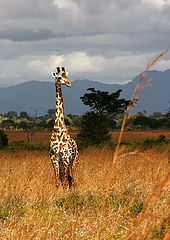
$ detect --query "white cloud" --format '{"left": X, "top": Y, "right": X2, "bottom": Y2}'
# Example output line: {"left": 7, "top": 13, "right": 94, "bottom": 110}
{"left": 153, "top": 59, "right": 170, "bottom": 70}
{"left": 53, "top": 0, "right": 77, "bottom": 10}
{"left": 0, "top": 51, "right": 169, "bottom": 86}
{"left": 28, "top": 55, "right": 65, "bottom": 75}
{"left": 141, "top": 0, "right": 169, "bottom": 8}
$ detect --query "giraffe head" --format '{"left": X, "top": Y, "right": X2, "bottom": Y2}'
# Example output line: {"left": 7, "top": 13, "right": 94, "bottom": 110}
{"left": 51, "top": 66, "right": 71, "bottom": 87}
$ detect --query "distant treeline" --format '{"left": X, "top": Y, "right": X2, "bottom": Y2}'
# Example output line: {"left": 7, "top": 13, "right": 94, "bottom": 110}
{"left": 0, "top": 109, "right": 169, "bottom": 131}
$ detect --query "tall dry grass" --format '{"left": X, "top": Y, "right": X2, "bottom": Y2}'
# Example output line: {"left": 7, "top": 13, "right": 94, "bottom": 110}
{"left": 96, "top": 49, "right": 169, "bottom": 239}
{"left": 0, "top": 148, "right": 169, "bottom": 239}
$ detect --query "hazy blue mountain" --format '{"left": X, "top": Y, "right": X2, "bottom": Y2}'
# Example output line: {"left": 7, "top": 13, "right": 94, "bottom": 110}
{"left": 0, "top": 70, "right": 169, "bottom": 115}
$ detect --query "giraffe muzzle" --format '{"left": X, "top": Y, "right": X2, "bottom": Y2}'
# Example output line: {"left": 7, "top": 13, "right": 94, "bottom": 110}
{"left": 68, "top": 82, "right": 72, "bottom": 87}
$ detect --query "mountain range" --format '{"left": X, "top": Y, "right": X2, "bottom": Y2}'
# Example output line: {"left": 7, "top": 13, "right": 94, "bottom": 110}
{"left": 0, "top": 69, "right": 169, "bottom": 115}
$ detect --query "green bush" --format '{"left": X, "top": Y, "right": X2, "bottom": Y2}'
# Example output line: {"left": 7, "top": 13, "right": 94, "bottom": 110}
{"left": 77, "top": 112, "right": 111, "bottom": 147}
{"left": 0, "top": 129, "right": 8, "bottom": 149}
{"left": 5, "top": 141, "right": 49, "bottom": 152}
{"left": 0, "top": 195, "right": 25, "bottom": 220}
{"left": 127, "top": 199, "right": 143, "bottom": 217}
{"left": 142, "top": 135, "right": 169, "bottom": 150}
{"left": 149, "top": 224, "right": 167, "bottom": 239}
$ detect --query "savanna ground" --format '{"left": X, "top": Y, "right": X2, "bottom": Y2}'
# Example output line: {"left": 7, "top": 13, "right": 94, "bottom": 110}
{"left": 0, "top": 130, "right": 169, "bottom": 239}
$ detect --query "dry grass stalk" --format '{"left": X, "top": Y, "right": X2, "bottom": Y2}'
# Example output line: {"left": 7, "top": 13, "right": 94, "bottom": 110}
{"left": 96, "top": 49, "right": 169, "bottom": 239}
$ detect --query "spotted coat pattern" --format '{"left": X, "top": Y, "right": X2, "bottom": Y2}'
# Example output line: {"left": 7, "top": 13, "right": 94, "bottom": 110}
{"left": 49, "top": 67, "right": 79, "bottom": 189}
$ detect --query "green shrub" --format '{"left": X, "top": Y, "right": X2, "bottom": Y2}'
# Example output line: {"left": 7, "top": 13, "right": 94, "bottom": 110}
{"left": 5, "top": 141, "right": 49, "bottom": 152}
{"left": 77, "top": 112, "right": 111, "bottom": 147}
{"left": 0, "top": 195, "right": 25, "bottom": 220}
{"left": 149, "top": 224, "right": 167, "bottom": 239}
{"left": 142, "top": 135, "right": 169, "bottom": 150}
{"left": 0, "top": 129, "right": 8, "bottom": 149}
{"left": 127, "top": 199, "right": 143, "bottom": 217}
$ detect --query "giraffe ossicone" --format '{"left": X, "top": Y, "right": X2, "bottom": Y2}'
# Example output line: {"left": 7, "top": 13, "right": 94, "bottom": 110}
{"left": 49, "top": 66, "right": 78, "bottom": 189}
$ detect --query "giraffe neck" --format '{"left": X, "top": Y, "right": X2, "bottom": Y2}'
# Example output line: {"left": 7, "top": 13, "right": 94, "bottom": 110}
{"left": 54, "top": 85, "right": 67, "bottom": 132}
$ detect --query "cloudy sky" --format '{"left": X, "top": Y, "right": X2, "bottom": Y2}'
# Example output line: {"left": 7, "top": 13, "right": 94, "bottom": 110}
{"left": 0, "top": 0, "right": 170, "bottom": 86}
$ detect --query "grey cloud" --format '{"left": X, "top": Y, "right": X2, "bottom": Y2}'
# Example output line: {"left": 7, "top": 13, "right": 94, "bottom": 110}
{"left": 1, "top": 0, "right": 169, "bottom": 42}
{"left": 0, "top": 0, "right": 169, "bottom": 86}
{"left": 0, "top": 0, "right": 57, "bottom": 19}
{"left": 0, "top": 28, "right": 56, "bottom": 42}
{"left": 51, "top": 0, "right": 170, "bottom": 40}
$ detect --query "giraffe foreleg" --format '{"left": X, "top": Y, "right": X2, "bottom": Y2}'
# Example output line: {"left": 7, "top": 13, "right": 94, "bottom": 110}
{"left": 50, "top": 151, "right": 61, "bottom": 188}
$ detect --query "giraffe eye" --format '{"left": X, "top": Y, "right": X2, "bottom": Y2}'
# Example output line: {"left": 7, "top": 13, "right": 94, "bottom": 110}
{"left": 58, "top": 77, "right": 62, "bottom": 80}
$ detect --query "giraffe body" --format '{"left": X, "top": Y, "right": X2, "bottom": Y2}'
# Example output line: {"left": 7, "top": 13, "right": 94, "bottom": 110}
{"left": 49, "top": 67, "right": 78, "bottom": 189}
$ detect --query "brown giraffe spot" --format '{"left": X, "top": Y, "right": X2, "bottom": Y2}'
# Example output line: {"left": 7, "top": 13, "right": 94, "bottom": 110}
{"left": 62, "top": 136, "right": 67, "bottom": 142}
{"left": 59, "top": 107, "right": 62, "bottom": 115}
{"left": 59, "top": 143, "right": 63, "bottom": 148}
{"left": 59, "top": 121, "right": 62, "bottom": 128}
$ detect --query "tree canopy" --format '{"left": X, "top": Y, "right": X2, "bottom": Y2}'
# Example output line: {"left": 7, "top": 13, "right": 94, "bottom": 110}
{"left": 80, "top": 88, "right": 130, "bottom": 117}
{"left": 19, "top": 111, "right": 29, "bottom": 119}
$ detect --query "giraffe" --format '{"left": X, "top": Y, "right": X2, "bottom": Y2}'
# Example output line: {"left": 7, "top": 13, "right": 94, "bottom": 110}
{"left": 49, "top": 66, "right": 79, "bottom": 189}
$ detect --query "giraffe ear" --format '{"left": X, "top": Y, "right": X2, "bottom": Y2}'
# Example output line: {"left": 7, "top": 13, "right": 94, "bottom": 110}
{"left": 61, "top": 67, "right": 65, "bottom": 72}
{"left": 51, "top": 72, "right": 56, "bottom": 77}
{"left": 66, "top": 72, "right": 68, "bottom": 76}
{"left": 57, "top": 67, "right": 60, "bottom": 73}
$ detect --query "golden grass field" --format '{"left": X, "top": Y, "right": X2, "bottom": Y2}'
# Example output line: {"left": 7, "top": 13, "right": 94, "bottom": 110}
{"left": 0, "top": 130, "right": 169, "bottom": 239}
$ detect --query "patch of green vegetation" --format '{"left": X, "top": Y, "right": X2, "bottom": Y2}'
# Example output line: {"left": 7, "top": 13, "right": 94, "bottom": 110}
{"left": 142, "top": 135, "right": 169, "bottom": 151}
{"left": 55, "top": 191, "right": 131, "bottom": 217}
{"left": 120, "top": 135, "right": 169, "bottom": 152}
{"left": 0, "top": 195, "right": 26, "bottom": 221}
{"left": 122, "top": 141, "right": 140, "bottom": 151}
{"left": 4, "top": 141, "right": 49, "bottom": 152}
{"left": 127, "top": 199, "right": 143, "bottom": 217}
{"left": 0, "top": 129, "right": 8, "bottom": 150}
{"left": 149, "top": 224, "right": 167, "bottom": 239}
{"left": 56, "top": 192, "right": 85, "bottom": 214}
{"left": 77, "top": 138, "right": 116, "bottom": 151}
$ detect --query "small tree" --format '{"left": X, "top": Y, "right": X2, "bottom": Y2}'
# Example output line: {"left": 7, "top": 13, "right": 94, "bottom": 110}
{"left": 4, "top": 111, "right": 18, "bottom": 119}
{"left": 133, "top": 116, "right": 149, "bottom": 130}
{"left": 47, "top": 109, "right": 55, "bottom": 118}
{"left": 19, "top": 111, "right": 29, "bottom": 119}
{"left": 27, "top": 112, "right": 38, "bottom": 143}
{"left": 78, "top": 88, "right": 130, "bottom": 146}
{"left": 0, "top": 129, "right": 8, "bottom": 149}
{"left": 71, "top": 115, "right": 82, "bottom": 129}
{"left": 46, "top": 119, "right": 55, "bottom": 130}
{"left": 19, "top": 120, "right": 29, "bottom": 130}
{"left": 152, "top": 112, "right": 162, "bottom": 118}
{"left": 1, "top": 119, "right": 16, "bottom": 129}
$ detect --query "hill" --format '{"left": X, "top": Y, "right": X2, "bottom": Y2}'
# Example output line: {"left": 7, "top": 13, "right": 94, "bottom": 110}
{"left": 0, "top": 70, "right": 169, "bottom": 115}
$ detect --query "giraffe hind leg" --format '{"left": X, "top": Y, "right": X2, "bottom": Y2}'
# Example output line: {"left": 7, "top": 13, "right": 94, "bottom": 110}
{"left": 67, "top": 165, "right": 73, "bottom": 189}
{"left": 59, "top": 157, "right": 65, "bottom": 185}
{"left": 62, "top": 165, "right": 72, "bottom": 189}
{"left": 72, "top": 157, "right": 78, "bottom": 189}
{"left": 67, "top": 174, "right": 72, "bottom": 189}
